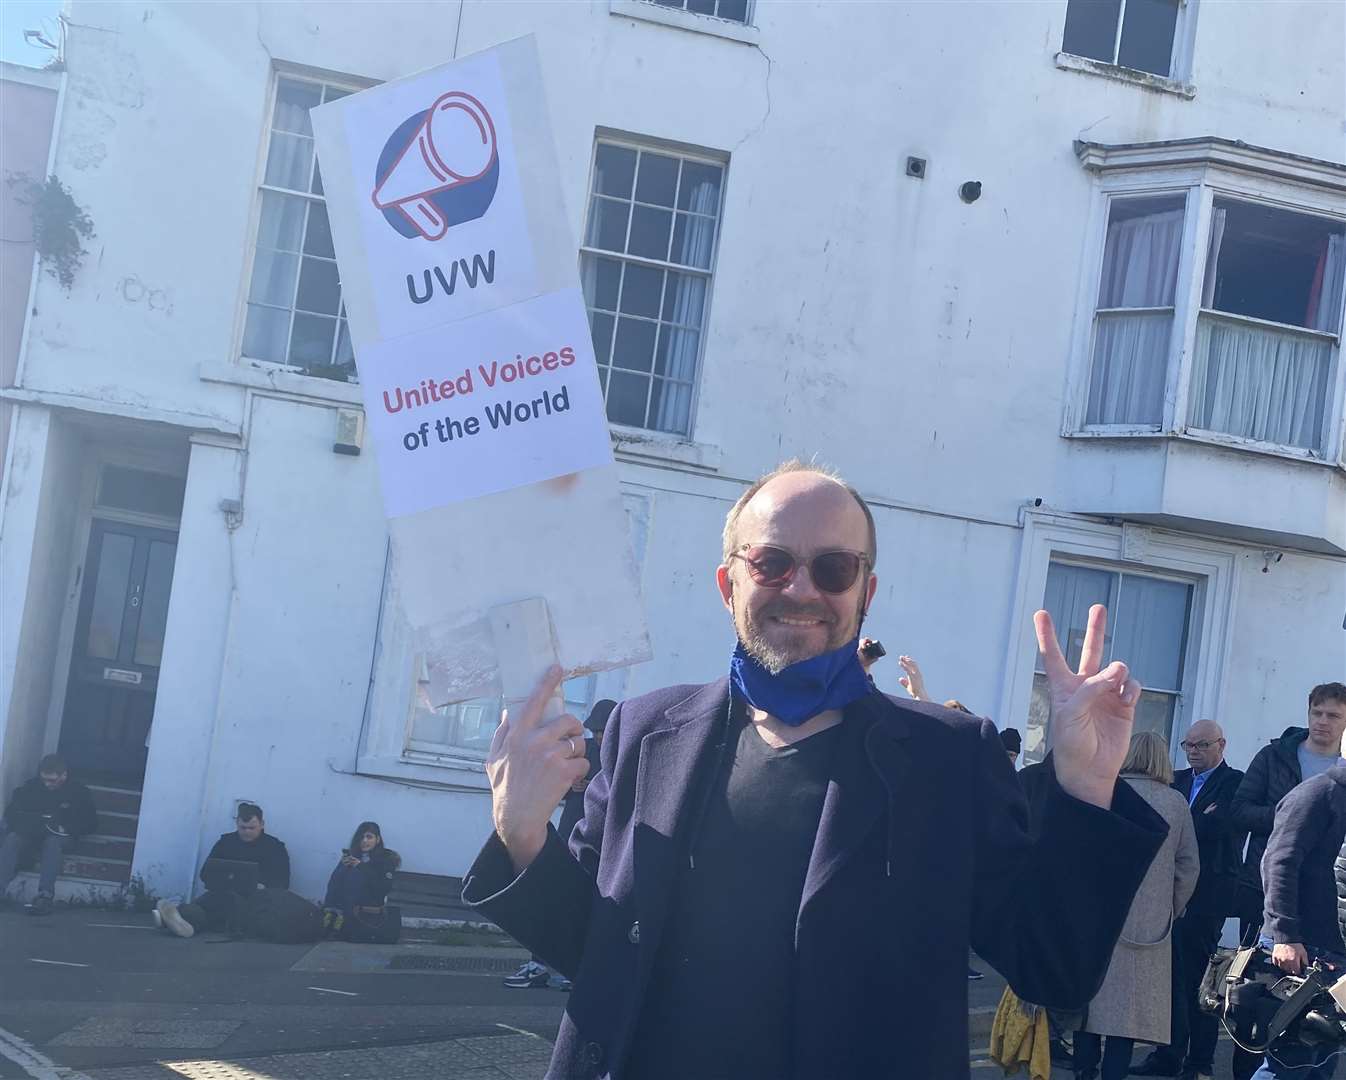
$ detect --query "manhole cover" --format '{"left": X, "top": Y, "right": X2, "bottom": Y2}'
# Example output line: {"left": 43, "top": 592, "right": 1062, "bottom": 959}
{"left": 387, "top": 954, "right": 519, "bottom": 973}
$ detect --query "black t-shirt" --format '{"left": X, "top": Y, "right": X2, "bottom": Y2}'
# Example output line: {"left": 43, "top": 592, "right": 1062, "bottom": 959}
{"left": 625, "top": 709, "right": 842, "bottom": 1080}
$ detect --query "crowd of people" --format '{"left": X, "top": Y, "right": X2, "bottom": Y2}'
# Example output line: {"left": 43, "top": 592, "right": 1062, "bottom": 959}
{"left": 1, "top": 457, "right": 1342, "bottom": 1080}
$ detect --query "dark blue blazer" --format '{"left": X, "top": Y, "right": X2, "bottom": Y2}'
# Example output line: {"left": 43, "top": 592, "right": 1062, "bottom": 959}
{"left": 463, "top": 679, "right": 1166, "bottom": 1080}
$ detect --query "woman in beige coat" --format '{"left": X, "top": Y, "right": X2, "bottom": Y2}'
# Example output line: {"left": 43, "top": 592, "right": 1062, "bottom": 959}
{"left": 1074, "top": 732, "right": 1200, "bottom": 1080}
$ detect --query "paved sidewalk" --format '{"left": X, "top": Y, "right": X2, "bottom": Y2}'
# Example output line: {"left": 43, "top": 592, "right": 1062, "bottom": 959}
{"left": 77, "top": 1033, "right": 555, "bottom": 1079}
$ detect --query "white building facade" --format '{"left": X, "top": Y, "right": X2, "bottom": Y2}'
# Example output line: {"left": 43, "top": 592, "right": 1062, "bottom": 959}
{"left": 1, "top": 0, "right": 1342, "bottom": 903}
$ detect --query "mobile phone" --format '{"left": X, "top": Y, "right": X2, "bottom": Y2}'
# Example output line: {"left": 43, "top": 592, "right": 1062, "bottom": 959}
{"left": 860, "top": 639, "right": 887, "bottom": 660}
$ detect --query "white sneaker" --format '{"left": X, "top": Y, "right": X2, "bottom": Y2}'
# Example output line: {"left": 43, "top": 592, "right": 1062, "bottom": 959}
{"left": 156, "top": 899, "right": 193, "bottom": 938}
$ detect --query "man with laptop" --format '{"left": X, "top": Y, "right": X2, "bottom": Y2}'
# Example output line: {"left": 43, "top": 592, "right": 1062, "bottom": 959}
{"left": 156, "top": 802, "right": 290, "bottom": 938}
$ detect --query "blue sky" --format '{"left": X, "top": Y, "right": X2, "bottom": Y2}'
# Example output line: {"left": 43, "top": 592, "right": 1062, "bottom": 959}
{"left": 1, "top": 1, "right": 64, "bottom": 67}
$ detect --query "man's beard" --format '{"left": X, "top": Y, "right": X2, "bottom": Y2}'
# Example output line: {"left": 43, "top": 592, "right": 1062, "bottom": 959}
{"left": 735, "top": 594, "right": 864, "bottom": 675}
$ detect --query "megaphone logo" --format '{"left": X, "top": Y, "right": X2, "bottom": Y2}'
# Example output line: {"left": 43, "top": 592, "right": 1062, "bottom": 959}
{"left": 372, "top": 91, "right": 500, "bottom": 241}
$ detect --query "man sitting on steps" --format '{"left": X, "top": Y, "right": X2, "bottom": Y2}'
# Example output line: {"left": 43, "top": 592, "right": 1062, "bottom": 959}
{"left": 0, "top": 753, "right": 99, "bottom": 916}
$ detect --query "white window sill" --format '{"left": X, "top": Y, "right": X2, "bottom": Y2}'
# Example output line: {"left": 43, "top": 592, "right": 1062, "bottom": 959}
{"left": 1055, "top": 52, "right": 1196, "bottom": 100}
{"left": 609, "top": 0, "right": 759, "bottom": 44}
{"left": 1064, "top": 427, "right": 1345, "bottom": 472}
{"left": 199, "top": 359, "right": 363, "bottom": 405}
{"left": 611, "top": 424, "right": 723, "bottom": 472}
{"left": 354, "top": 752, "right": 491, "bottom": 792}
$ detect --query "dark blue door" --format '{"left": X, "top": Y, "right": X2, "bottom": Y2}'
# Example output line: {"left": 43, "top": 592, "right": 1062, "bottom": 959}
{"left": 58, "top": 519, "right": 178, "bottom": 782}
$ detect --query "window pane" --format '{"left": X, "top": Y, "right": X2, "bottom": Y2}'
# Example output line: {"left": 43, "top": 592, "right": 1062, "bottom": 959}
{"left": 1086, "top": 310, "right": 1172, "bottom": 426}
{"left": 589, "top": 311, "right": 616, "bottom": 364}
{"left": 273, "top": 79, "right": 321, "bottom": 136}
{"left": 1133, "top": 690, "right": 1177, "bottom": 742}
{"left": 289, "top": 313, "right": 337, "bottom": 368}
{"left": 581, "top": 254, "right": 622, "bottom": 311}
{"left": 1098, "top": 195, "right": 1185, "bottom": 309}
{"left": 678, "top": 162, "right": 723, "bottom": 213}
{"left": 243, "top": 304, "right": 290, "bottom": 364}
{"left": 1112, "top": 575, "right": 1191, "bottom": 691}
{"left": 1190, "top": 315, "right": 1330, "bottom": 451}
{"left": 323, "top": 85, "right": 352, "bottom": 104}
{"left": 248, "top": 249, "right": 299, "bottom": 307}
{"left": 97, "top": 466, "right": 186, "bottom": 518}
{"left": 613, "top": 317, "right": 657, "bottom": 372}
{"left": 264, "top": 131, "right": 314, "bottom": 192}
{"left": 1205, "top": 199, "right": 1346, "bottom": 331}
{"left": 636, "top": 153, "right": 680, "bottom": 207}
{"left": 334, "top": 320, "right": 355, "bottom": 372}
{"left": 648, "top": 378, "right": 693, "bottom": 435}
{"left": 303, "top": 201, "right": 335, "bottom": 258}
{"left": 687, "top": 0, "right": 716, "bottom": 13}
{"left": 586, "top": 196, "right": 631, "bottom": 253}
{"left": 1037, "top": 562, "right": 1115, "bottom": 673}
{"left": 716, "top": 0, "right": 749, "bottom": 21}
{"left": 257, "top": 190, "right": 306, "bottom": 253}
{"left": 1117, "top": 0, "right": 1178, "bottom": 76}
{"left": 1063, "top": 0, "right": 1122, "bottom": 63}
{"left": 629, "top": 205, "right": 673, "bottom": 261}
{"left": 1027, "top": 672, "right": 1052, "bottom": 761}
{"left": 619, "top": 263, "right": 664, "bottom": 318}
{"left": 671, "top": 213, "right": 716, "bottom": 269}
{"left": 655, "top": 326, "right": 700, "bottom": 381}
{"left": 295, "top": 257, "right": 341, "bottom": 315}
{"left": 87, "top": 534, "right": 135, "bottom": 661}
{"left": 134, "top": 540, "right": 177, "bottom": 667}
{"left": 606, "top": 370, "right": 650, "bottom": 426}
{"left": 594, "top": 144, "right": 637, "bottom": 198}
{"left": 310, "top": 161, "right": 325, "bottom": 196}
{"left": 662, "top": 272, "right": 707, "bottom": 326}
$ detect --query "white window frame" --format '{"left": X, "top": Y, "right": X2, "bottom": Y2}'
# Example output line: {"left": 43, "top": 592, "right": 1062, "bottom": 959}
{"left": 1055, "top": 0, "right": 1200, "bottom": 97}
{"left": 353, "top": 492, "right": 651, "bottom": 786}
{"left": 609, "top": 0, "right": 760, "bottom": 45}
{"left": 231, "top": 67, "right": 373, "bottom": 386}
{"left": 579, "top": 132, "right": 728, "bottom": 441}
{"left": 998, "top": 509, "right": 1237, "bottom": 766}
{"left": 1064, "top": 142, "right": 1346, "bottom": 469}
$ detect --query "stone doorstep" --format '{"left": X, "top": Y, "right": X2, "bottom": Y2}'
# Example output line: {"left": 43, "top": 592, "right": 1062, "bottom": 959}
{"left": 8, "top": 871, "right": 127, "bottom": 905}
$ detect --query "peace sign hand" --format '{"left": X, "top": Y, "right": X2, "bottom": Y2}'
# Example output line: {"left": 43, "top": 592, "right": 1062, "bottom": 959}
{"left": 1034, "top": 604, "right": 1142, "bottom": 809}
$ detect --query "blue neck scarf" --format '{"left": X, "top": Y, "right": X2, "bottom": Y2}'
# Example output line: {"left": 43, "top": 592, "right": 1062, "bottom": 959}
{"left": 729, "top": 636, "right": 872, "bottom": 726}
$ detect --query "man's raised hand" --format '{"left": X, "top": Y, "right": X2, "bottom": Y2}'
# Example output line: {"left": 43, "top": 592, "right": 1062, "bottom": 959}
{"left": 485, "top": 665, "right": 590, "bottom": 874}
{"left": 1034, "top": 604, "right": 1141, "bottom": 809}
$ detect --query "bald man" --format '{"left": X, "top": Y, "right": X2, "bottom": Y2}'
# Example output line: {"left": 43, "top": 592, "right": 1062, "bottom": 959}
{"left": 464, "top": 461, "right": 1167, "bottom": 1080}
{"left": 1134, "top": 720, "right": 1247, "bottom": 1080}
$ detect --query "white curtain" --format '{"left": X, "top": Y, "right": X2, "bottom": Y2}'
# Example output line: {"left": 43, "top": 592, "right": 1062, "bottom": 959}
{"left": 1097, "top": 208, "right": 1184, "bottom": 309}
{"left": 1190, "top": 316, "right": 1331, "bottom": 450}
{"left": 1201, "top": 207, "right": 1226, "bottom": 309}
{"left": 1311, "top": 234, "right": 1346, "bottom": 334}
{"left": 1087, "top": 311, "right": 1173, "bottom": 424}
{"left": 654, "top": 178, "right": 717, "bottom": 434}
{"left": 1087, "top": 207, "right": 1184, "bottom": 425}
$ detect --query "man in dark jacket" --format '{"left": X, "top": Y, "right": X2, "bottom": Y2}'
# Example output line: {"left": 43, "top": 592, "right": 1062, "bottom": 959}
{"left": 0, "top": 754, "right": 98, "bottom": 916}
{"left": 1254, "top": 759, "right": 1346, "bottom": 1079}
{"left": 1133, "top": 719, "right": 1246, "bottom": 1079}
{"left": 464, "top": 463, "right": 1167, "bottom": 1080}
{"left": 1232, "top": 685, "right": 1346, "bottom": 938}
{"left": 155, "top": 802, "right": 290, "bottom": 938}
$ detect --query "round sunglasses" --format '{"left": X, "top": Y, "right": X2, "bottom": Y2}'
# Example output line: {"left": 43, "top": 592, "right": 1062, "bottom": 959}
{"left": 729, "top": 544, "right": 870, "bottom": 594}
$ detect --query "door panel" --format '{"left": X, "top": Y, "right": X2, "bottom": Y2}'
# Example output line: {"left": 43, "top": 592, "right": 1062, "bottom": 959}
{"left": 59, "top": 519, "right": 179, "bottom": 781}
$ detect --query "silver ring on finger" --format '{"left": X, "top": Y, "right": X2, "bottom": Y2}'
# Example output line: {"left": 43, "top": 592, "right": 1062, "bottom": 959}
{"left": 566, "top": 736, "right": 578, "bottom": 757}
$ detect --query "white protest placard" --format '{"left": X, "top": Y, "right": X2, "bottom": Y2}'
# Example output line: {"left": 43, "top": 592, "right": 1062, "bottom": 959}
{"left": 312, "top": 36, "right": 651, "bottom": 699}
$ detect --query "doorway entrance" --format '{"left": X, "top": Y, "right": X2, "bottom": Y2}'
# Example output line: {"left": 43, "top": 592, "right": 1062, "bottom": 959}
{"left": 57, "top": 518, "right": 179, "bottom": 784}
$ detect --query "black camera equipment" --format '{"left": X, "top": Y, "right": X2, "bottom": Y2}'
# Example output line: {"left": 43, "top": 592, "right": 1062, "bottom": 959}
{"left": 1199, "top": 945, "right": 1346, "bottom": 1052}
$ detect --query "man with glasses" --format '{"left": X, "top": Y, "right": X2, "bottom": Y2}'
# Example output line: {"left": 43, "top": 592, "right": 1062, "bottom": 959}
{"left": 463, "top": 461, "right": 1168, "bottom": 1080}
{"left": 1133, "top": 720, "right": 1246, "bottom": 1080}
